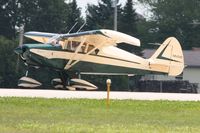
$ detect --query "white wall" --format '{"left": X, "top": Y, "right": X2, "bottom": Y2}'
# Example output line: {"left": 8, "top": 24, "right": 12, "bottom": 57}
{"left": 183, "top": 67, "right": 200, "bottom": 84}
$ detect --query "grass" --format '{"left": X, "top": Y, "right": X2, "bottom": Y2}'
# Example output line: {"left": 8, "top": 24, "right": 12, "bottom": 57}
{"left": 0, "top": 97, "right": 200, "bottom": 133}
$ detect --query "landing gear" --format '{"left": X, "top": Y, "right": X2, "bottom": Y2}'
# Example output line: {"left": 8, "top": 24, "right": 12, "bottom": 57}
{"left": 51, "top": 71, "right": 98, "bottom": 90}
{"left": 18, "top": 76, "right": 42, "bottom": 88}
{"left": 51, "top": 71, "right": 70, "bottom": 90}
{"left": 18, "top": 68, "right": 98, "bottom": 90}
{"left": 18, "top": 67, "right": 42, "bottom": 88}
{"left": 59, "top": 71, "right": 69, "bottom": 89}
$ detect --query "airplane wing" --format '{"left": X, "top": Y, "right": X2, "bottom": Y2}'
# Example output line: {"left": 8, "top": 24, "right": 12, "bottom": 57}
{"left": 24, "top": 29, "right": 140, "bottom": 47}
{"left": 25, "top": 29, "right": 141, "bottom": 70}
{"left": 24, "top": 31, "right": 58, "bottom": 43}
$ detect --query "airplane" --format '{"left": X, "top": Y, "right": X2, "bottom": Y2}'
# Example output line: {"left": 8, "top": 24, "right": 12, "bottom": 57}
{"left": 14, "top": 29, "right": 184, "bottom": 90}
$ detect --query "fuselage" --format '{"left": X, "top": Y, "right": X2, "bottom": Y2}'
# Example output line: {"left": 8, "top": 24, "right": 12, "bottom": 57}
{"left": 14, "top": 29, "right": 184, "bottom": 89}
{"left": 15, "top": 43, "right": 153, "bottom": 75}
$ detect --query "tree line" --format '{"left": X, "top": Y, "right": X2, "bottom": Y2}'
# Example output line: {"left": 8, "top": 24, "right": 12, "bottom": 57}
{"left": 1, "top": 0, "right": 199, "bottom": 48}
{"left": 0, "top": 0, "right": 199, "bottom": 88}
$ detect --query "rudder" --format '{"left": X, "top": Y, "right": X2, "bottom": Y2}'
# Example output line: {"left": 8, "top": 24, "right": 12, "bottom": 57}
{"left": 149, "top": 37, "right": 184, "bottom": 76}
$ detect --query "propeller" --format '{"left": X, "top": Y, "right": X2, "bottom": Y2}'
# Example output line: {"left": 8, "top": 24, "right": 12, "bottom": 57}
{"left": 15, "top": 24, "right": 24, "bottom": 73}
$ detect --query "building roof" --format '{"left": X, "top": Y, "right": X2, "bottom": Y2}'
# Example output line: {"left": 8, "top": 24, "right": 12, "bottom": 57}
{"left": 143, "top": 49, "right": 200, "bottom": 67}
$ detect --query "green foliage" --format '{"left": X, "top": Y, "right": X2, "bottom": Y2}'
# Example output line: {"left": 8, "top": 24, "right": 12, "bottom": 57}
{"left": 0, "top": 0, "right": 17, "bottom": 38}
{"left": 0, "top": 36, "right": 21, "bottom": 87}
{"left": 137, "top": 19, "right": 159, "bottom": 49}
{"left": 138, "top": 0, "right": 200, "bottom": 49}
{"left": 66, "top": 0, "right": 85, "bottom": 32}
{"left": 86, "top": 0, "right": 121, "bottom": 30}
{"left": 22, "top": 0, "right": 84, "bottom": 33}
{"left": 119, "top": 0, "right": 137, "bottom": 36}
{"left": 27, "top": 0, "right": 68, "bottom": 32}
{"left": 0, "top": 0, "right": 84, "bottom": 37}
{"left": 1, "top": 97, "right": 200, "bottom": 132}
{"left": 118, "top": 0, "right": 142, "bottom": 55}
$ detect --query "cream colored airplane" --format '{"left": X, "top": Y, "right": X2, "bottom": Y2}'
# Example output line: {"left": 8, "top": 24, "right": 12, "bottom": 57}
{"left": 15, "top": 29, "right": 184, "bottom": 90}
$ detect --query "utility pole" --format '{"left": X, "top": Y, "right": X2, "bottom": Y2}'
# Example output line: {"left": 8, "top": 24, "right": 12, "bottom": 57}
{"left": 114, "top": 0, "right": 117, "bottom": 31}
{"left": 19, "top": 25, "right": 24, "bottom": 46}
{"left": 16, "top": 24, "right": 24, "bottom": 73}
{"left": 112, "top": 0, "right": 118, "bottom": 31}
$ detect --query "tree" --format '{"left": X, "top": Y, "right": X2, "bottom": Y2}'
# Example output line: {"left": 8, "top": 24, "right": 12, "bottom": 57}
{"left": 0, "top": 0, "right": 84, "bottom": 38}
{"left": 138, "top": 0, "right": 200, "bottom": 49}
{"left": 0, "top": 0, "right": 18, "bottom": 38}
{"left": 117, "top": 0, "right": 142, "bottom": 55}
{"left": 27, "top": 0, "right": 69, "bottom": 33}
{"left": 86, "top": 0, "right": 122, "bottom": 30}
{"left": 0, "top": 36, "right": 21, "bottom": 87}
{"left": 119, "top": 0, "right": 137, "bottom": 36}
{"left": 65, "top": 0, "right": 84, "bottom": 33}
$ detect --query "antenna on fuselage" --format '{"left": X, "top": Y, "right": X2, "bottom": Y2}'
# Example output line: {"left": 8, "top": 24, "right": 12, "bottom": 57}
{"left": 76, "top": 21, "right": 86, "bottom": 33}
{"left": 67, "top": 22, "right": 78, "bottom": 34}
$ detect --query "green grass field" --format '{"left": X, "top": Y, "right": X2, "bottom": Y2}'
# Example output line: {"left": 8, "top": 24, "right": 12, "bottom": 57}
{"left": 0, "top": 97, "right": 200, "bottom": 133}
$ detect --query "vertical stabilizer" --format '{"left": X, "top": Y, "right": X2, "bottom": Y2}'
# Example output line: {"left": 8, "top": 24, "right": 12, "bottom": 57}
{"left": 149, "top": 37, "right": 184, "bottom": 76}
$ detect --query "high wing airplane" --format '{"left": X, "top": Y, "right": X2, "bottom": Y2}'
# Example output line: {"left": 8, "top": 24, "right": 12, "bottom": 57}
{"left": 14, "top": 29, "right": 184, "bottom": 90}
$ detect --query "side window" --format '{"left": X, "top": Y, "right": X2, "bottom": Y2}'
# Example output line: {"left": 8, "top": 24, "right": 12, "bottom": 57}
{"left": 83, "top": 44, "right": 95, "bottom": 53}
{"left": 71, "top": 41, "right": 80, "bottom": 51}
{"left": 62, "top": 41, "right": 97, "bottom": 54}
{"left": 63, "top": 41, "right": 77, "bottom": 51}
{"left": 87, "top": 45, "right": 94, "bottom": 53}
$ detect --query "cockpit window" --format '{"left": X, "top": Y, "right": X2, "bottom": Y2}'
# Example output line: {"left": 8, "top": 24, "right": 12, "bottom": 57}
{"left": 62, "top": 40, "right": 96, "bottom": 54}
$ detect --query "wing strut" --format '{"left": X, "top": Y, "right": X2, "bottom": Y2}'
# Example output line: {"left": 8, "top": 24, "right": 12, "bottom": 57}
{"left": 65, "top": 38, "right": 86, "bottom": 69}
{"left": 64, "top": 38, "right": 111, "bottom": 70}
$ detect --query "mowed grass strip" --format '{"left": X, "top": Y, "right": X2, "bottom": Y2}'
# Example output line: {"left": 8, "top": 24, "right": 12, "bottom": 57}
{"left": 0, "top": 97, "right": 200, "bottom": 133}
